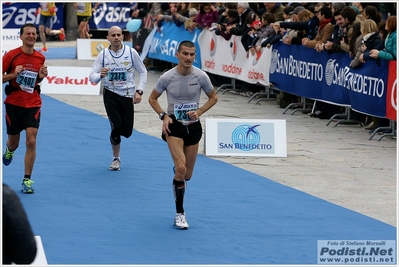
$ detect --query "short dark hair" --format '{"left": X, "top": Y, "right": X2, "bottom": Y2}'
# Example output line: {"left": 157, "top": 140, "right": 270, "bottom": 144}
{"left": 178, "top": 40, "right": 195, "bottom": 52}
{"left": 340, "top": 6, "right": 357, "bottom": 23}
{"left": 20, "top": 23, "right": 37, "bottom": 35}
{"left": 320, "top": 6, "right": 332, "bottom": 19}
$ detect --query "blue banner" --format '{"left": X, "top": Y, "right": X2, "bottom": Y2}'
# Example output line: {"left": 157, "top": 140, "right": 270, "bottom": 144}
{"left": 89, "top": 2, "right": 131, "bottom": 30}
{"left": 269, "top": 42, "right": 388, "bottom": 117}
{"left": 147, "top": 22, "right": 202, "bottom": 69}
{"left": 2, "top": 2, "right": 64, "bottom": 30}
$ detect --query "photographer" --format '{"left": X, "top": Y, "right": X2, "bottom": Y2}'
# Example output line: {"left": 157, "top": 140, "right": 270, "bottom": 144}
{"left": 316, "top": 9, "right": 348, "bottom": 54}
{"left": 215, "top": 9, "right": 239, "bottom": 41}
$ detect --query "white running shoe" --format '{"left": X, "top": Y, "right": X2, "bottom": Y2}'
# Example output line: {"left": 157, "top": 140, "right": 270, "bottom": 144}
{"left": 174, "top": 213, "right": 189, "bottom": 230}
{"left": 109, "top": 158, "right": 120, "bottom": 171}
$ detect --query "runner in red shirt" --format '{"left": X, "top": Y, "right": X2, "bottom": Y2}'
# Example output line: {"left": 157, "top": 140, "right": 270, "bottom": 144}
{"left": 2, "top": 23, "right": 48, "bottom": 193}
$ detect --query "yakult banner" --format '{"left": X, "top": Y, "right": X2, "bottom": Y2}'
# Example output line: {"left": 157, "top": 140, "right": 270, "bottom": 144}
{"left": 41, "top": 66, "right": 100, "bottom": 95}
{"left": 386, "top": 60, "right": 397, "bottom": 121}
{"left": 198, "top": 30, "right": 271, "bottom": 86}
{"left": 147, "top": 22, "right": 202, "bottom": 68}
{"left": 89, "top": 2, "right": 132, "bottom": 30}
{"left": 269, "top": 42, "right": 389, "bottom": 118}
{"left": 2, "top": 2, "right": 64, "bottom": 30}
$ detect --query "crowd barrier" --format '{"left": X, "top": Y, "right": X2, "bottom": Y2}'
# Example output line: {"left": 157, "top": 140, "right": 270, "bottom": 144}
{"left": 142, "top": 23, "right": 396, "bottom": 121}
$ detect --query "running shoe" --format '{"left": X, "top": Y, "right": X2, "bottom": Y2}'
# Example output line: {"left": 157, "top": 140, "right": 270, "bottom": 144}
{"left": 109, "top": 158, "right": 120, "bottom": 171}
{"left": 174, "top": 213, "right": 189, "bottom": 230}
{"left": 2, "top": 147, "right": 14, "bottom": 166}
{"left": 59, "top": 28, "right": 65, "bottom": 41}
{"left": 21, "top": 178, "right": 35, "bottom": 194}
{"left": 40, "top": 47, "right": 48, "bottom": 52}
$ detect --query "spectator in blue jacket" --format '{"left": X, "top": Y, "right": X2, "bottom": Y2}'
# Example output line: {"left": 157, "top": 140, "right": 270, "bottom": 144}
{"left": 369, "top": 16, "right": 396, "bottom": 60}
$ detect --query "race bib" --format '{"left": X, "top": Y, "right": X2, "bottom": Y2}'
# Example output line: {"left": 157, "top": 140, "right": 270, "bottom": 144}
{"left": 108, "top": 67, "right": 127, "bottom": 85}
{"left": 17, "top": 70, "right": 38, "bottom": 94}
{"left": 77, "top": 3, "right": 85, "bottom": 13}
{"left": 174, "top": 102, "right": 198, "bottom": 125}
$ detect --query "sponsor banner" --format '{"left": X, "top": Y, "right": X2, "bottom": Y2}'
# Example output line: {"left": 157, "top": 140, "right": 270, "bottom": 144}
{"left": 89, "top": 2, "right": 131, "bottom": 30}
{"left": 386, "top": 60, "right": 397, "bottom": 121}
{"left": 198, "top": 29, "right": 271, "bottom": 86}
{"left": 2, "top": 28, "right": 21, "bottom": 55}
{"left": 147, "top": 23, "right": 202, "bottom": 68}
{"left": 77, "top": 38, "right": 110, "bottom": 60}
{"left": 205, "top": 118, "right": 287, "bottom": 157}
{"left": 269, "top": 42, "right": 388, "bottom": 117}
{"left": 41, "top": 66, "right": 100, "bottom": 95}
{"left": 317, "top": 240, "right": 396, "bottom": 265}
{"left": 2, "top": 2, "right": 64, "bottom": 30}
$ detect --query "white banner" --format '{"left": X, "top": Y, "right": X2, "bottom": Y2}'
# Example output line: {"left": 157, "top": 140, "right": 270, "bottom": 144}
{"left": 2, "top": 28, "right": 22, "bottom": 56}
{"left": 198, "top": 30, "right": 271, "bottom": 86}
{"left": 76, "top": 38, "right": 110, "bottom": 60}
{"left": 205, "top": 118, "right": 287, "bottom": 157}
{"left": 41, "top": 66, "right": 100, "bottom": 95}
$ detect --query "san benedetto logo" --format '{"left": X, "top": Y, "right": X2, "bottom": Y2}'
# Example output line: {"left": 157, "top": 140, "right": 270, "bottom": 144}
{"left": 231, "top": 124, "right": 261, "bottom": 151}
{"left": 269, "top": 49, "right": 279, "bottom": 74}
{"left": 325, "top": 59, "right": 336, "bottom": 86}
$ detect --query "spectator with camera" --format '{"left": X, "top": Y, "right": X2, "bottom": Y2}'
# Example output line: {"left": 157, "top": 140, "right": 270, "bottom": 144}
{"left": 214, "top": 9, "right": 239, "bottom": 41}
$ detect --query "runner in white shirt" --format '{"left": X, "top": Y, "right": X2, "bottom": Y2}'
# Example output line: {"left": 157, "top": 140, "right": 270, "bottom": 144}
{"left": 89, "top": 26, "right": 147, "bottom": 171}
{"left": 148, "top": 40, "right": 218, "bottom": 230}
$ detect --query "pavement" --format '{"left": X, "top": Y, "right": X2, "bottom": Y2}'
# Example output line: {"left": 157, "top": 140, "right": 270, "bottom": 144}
{"left": 43, "top": 41, "right": 397, "bottom": 227}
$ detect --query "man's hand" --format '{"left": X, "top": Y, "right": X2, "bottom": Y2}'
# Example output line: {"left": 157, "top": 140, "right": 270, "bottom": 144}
{"left": 38, "top": 65, "right": 48, "bottom": 79}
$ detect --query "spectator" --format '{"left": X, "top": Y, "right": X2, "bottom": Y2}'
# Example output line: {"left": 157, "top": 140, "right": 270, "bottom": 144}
{"left": 331, "top": 2, "right": 347, "bottom": 15}
{"left": 228, "top": 2, "right": 257, "bottom": 53}
{"left": 282, "top": 5, "right": 294, "bottom": 22}
{"left": 254, "top": 13, "right": 278, "bottom": 52}
{"left": 350, "top": 19, "right": 381, "bottom": 68}
{"left": 363, "top": 5, "right": 382, "bottom": 24}
{"left": 302, "top": 6, "right": 334, "bottom": 49}
{"left": 281, "top": 6, "right": 305, "bottom": 45}
{"left": 348, "top": 22, "right": 362, "bottom": 58}
{"left": 275, "top": 3, "right": 325, "bottom": 45}
{"left": 379, "top": 3, "right": 396, "bottom": 21}
{"left": 370, "top": 16, "right": 397, "bottom": 60}
{"left": 339, "top": 6, "right": 360, "bottom": 53}
{"left": 286, "top": 9, "right": 314, "bottom": 45}
{"left": 215, "top": 9, "right": 239, "bottom": 41}
{"left": 195, "top": 3, "right": 219, "bottom": 30}
{"left": 263, "top": 2, "right": 285, "bottom": 21}
{"left": 366, "top": 15, "right": 396, "bottom": 131}
{"left": 157, "top": 3, "right": 189, "bottom": 28}
{"left": 184, "top": 8, "right": 198, "bottom": 32}
{"left": 3, "top": 183, "right": 37, "bottom": 264}
{"left": 215, "top": 2, "right": 237, "bottom": 25}
{"left": 316, "top": 9, "right": 348, "bottom": 54}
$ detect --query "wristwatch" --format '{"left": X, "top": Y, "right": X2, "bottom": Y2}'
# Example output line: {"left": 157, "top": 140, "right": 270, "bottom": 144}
{"left": 135, "top": 90, "right": 143, "bottom": 96}
{"left": 159, "top": 112, "right": 167, "bottom": 120}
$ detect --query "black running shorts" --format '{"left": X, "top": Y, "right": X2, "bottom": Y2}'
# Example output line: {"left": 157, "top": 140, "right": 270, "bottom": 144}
{"left": 162, "top": 115, "right": 202, "bottom": 146}
{"left": 5, "top": 104, "right": 41, "bottom": 135}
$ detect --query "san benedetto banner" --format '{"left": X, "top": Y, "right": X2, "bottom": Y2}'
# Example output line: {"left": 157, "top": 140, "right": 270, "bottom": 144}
{"left": 205, "top": 118, "right": 287, "bottom": 157}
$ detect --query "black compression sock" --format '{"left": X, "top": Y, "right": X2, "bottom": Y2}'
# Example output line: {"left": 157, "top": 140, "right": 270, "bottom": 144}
{"left": 173, "top": 179, "right": 185, "bottom": 214}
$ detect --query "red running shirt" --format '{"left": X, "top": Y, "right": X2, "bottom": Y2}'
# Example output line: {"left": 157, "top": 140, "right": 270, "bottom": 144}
{"left": 2, "top": 47, "right": 45, "bottom": 108}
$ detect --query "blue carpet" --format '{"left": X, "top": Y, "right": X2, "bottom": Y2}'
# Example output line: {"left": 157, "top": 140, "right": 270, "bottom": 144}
{"left": 36, "top": 46, "right": 76, "bottom": 59}
{"left": 1, "top": 88, "right": 396, "bottom": 264}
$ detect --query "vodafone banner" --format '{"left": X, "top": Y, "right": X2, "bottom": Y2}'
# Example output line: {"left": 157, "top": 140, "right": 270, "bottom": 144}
{"left": 198, "top": 30, "right": 271, "bottom": 86}
{"left": 386, "top": 60, "right": 397, "bottom": 121}
{"left": 41, "top": 67, "right": 101, "bottom": 95}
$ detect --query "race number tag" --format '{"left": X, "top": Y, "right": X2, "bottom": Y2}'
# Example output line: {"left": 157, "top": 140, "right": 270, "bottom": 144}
{"left": 174, "top": 103, "right": 198, "bottom": 125}
{"left": 76, "top": 3, "right": 85, "bottom": 12}
{"left": 108, "top": 67, "right": 127, "bottom": 85}
{"left": 17, "top": 70, "right": 38, "bottom": 94}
